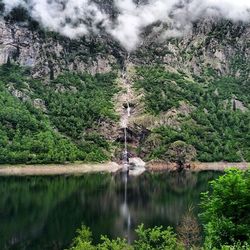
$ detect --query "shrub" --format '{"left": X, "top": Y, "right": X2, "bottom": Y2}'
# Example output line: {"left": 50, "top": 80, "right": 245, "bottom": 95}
{"left": 200, "top": 169, "right": 250, "bottom": 249}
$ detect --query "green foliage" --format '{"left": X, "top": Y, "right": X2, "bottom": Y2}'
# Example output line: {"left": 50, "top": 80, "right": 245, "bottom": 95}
{"left": 136, "top": 66, "right": 250, "bottom": 162}
{"left": 68, "top": 224, "right": 183, "bottom": 250}
{"left": 134, "top": 224, "right": 184, "bottom": 250}
{"left": 0, "top": 85, "right": 83, "bottom": 163}
{"left": 135, "top": 66, "right": 203, "bottom": 115}
{"left": 200, "top": 169, "right": 250, "bottom": 249}
{"left": 68, "top": 223, "right": 250, "bottom": 250}
{"left": 98, "top": 236, "right": 132, "bottom": 250}
{"left": 221, "top": 242, "right": 250, "bottom": 250}
{"left": 42, "top": 71, "right": 118, "bottom": 139}
{"left": 0, "top": 64, "right": 118, "bottom": 164}
{"left": 220, "top": 242, "right": 250, "bottom": 250}
{"left": 69, "top": 226, "right": 96, "bottom": 250}
{"left": 68, "top": 226, "right": 131, "bottom": 250}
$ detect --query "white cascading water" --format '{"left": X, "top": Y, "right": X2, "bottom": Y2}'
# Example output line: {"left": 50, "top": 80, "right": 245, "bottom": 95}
{"left": 121, "top": 54, "right": 131, "bottom": 169}
{"left": 120, "top": 54, "right": 132, "bottom": 244}
{"left": 123, "top": 102, "right": 131, "bottom": 166}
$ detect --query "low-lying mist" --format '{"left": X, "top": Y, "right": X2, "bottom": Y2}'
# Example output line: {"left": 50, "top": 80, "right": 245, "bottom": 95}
{"left": 1, "top": 0, "right": 250, "bottom": 51}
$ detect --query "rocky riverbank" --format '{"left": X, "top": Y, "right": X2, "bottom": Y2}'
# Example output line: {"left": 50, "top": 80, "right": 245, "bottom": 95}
{"left": 0, "top": 161, "right": 249, "bottom": 176}
{"left": 146, "top": 161, "right": 250, "bottom": 172}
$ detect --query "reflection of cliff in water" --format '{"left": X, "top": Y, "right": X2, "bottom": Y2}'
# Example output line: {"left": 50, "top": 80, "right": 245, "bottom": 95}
{"left": 0, "top": 171, "right": 221, "bottom": 250}
{"left": 0, "top": 174, "right": 116, "bottom": 250}
{"left": 111, "top": 171, "right": 221, "bottom": 242}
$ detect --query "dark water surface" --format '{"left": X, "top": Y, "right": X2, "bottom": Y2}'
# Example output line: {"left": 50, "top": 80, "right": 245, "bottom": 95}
{"left": 0, "top": 171, "right": 221, "bottom": 250}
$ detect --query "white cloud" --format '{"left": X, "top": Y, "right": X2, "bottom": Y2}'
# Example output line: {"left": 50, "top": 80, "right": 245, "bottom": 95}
{"left": 2, "top": 0, "right": 250, "bottom": 51}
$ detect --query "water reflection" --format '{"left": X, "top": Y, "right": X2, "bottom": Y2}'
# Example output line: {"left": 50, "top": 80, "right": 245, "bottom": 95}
{"left": 0, "top": 171, "right": 221, "bottom": 250}
{"left": 120, "top": 172, "right": 132, "bottom": 244}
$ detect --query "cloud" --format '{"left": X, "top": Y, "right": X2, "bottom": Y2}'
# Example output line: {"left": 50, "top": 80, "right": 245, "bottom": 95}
{"left": 2, "top": 0, "right": 250, "bottom": 51}
{"left": 2, "top": 0, "right": 25, "bottom": 12}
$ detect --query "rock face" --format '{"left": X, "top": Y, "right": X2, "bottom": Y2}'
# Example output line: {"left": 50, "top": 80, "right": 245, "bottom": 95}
{"left": 33, "top": 98, "right": 47, "bottom": 112}
{"left": 129, "top": 157, "right": 146, "bottom": 168}
{"left": 0, "top": 18, "right": 123, "bottom": 79}
{"left": 0, "top": 13, "right": 249, "bottom": 162}
{"left": 231, "top": 98, "right": 248, "bottom": 112}
{"left": 0, "top": 17, "right": 249, "bottom": 79}
{"left": 129, "top": 157, "right": 146, "bottom": 176}
{"left": 134, "top": 18, "right": 250, "bottom": 77}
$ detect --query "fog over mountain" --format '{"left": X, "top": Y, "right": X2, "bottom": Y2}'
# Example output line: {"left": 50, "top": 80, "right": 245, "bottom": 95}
{"left": 0, "top": 0, "right": 249, "bottom": 166}
{"left": 2, "top": 0, "right": 250, "bottom": 50}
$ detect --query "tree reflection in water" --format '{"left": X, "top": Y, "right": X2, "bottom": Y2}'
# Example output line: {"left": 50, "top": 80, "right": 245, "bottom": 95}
{"left": 0, "top": 171, "right": 221, "bottom": 250}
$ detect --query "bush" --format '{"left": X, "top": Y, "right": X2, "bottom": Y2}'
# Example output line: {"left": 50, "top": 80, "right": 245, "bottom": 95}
{"left": 68, "top": 224, "right": 184, "bottom": 250}
{"left": 200, "top": 169, "right": 250, "bottom": 249}
{"left": 134, "top": 224, "right": 184, "bottom": 250}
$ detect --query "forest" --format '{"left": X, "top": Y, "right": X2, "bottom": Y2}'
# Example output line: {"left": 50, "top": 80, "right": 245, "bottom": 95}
{"left": 135, "top": 66, "right": 250, "bottom": 162}
{"left": 0, "top": 64, "right": 118, "bottom": 164}
{"left": 0, "top": 61, "right": 249, "bottom": 164}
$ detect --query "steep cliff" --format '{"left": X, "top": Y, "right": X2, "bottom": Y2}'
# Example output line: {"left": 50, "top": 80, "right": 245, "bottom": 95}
{"left": 0, "top": 6, "right": 249, "bottom": 164}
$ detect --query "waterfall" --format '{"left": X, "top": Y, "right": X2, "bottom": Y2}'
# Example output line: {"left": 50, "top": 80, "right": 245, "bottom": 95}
{"left": 123, "top": 127, "right": 128, "bottom": 164}
{"left": 127, "top": 101, "right": 131, "bottom": 117}
{"left": 120, "top": 53, "right": 132, "bottom": 243}
{"left": 121, "top": 54, "right": 131, "bottom": 170}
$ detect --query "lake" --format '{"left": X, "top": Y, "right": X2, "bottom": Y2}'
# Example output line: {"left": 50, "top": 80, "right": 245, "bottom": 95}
{"left": 0, "top": 171, "right": 221, "bottom": 250}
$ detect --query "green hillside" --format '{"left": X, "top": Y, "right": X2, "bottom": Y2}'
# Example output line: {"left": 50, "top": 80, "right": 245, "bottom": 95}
{"left": 135, "top": 66, "right": 250, "bottom": 162}
{"left": 0, "top": 64, "right": 118, "bottom": 164}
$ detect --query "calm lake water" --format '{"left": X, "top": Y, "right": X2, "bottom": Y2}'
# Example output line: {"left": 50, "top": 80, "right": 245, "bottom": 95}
{"left": 0, "top": 171, "right": 221, "bottom": 250}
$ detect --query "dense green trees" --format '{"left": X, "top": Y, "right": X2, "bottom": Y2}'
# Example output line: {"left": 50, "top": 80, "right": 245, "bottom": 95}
{"left": 0, "top": 64, "right": 118, "bottom": 164}
{"left": 135, "top": 66, "right": 250, "bottom": 162}
{"left": 43, "top": 72, "right": 118, "bottom": 139}
{"left": 0, "top": 85, "right": 83, "bottom": 163}
{"left": 200, "top": 169, "right": 250, "bottom": 249}
{"left": 68, "top": 225, "right": 184, "bottom": 250}
{"left": 133, "top": 224, "right": 183, "bottom": 250}
{"left": 0, "top": 62, "right": 249, "bottom": 164}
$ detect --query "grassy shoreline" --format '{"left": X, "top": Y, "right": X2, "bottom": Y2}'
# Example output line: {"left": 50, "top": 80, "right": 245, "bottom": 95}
{"left": 0, "top": 161, "right": 249, "bottom": 176}
{"left": 0, "top": 162, "right": 122, "bottom": 176}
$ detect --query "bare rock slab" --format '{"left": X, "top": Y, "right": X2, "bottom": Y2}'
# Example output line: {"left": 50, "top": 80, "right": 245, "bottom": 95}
{"left": 129, "top": 157, "right": 146, "bottom": 176}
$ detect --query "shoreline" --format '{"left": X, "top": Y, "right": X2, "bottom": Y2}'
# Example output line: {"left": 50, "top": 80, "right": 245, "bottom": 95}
{"left": 0, "top": 162, "right": 122, "bottom": 176}
{"left": 146, "top": 161, "right": 249, "bottom": 172}
{"left": 0, "top": 161, "right": 249, "bottom": 176}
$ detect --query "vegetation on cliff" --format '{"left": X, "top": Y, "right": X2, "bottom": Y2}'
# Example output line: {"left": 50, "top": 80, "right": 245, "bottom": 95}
{"left": 0, "top": 64, "right": 118, "bottom": 164}
{"left": 0, "top": 61, "right": 249, "bottom": 164}
{"left": 135, "top": 66, "right": 250, "bottom": 162}
{"left": 0, "top": 9, "right": 249, "bottom": 164}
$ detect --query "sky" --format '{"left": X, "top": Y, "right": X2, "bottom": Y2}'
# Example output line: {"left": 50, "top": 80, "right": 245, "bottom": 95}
{"left": 2, "top": 0, "right": 250, "bottom": 51}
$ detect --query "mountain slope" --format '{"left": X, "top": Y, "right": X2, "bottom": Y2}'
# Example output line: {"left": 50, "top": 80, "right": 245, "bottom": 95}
{"left": 0, "top": 9, "right": 249, "bottom": 164}
{"left": 0, "top": 64, "right": 117, "bottom": 163}
{"left": 133, "top": 66, "right": 250, "bottom": 161}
